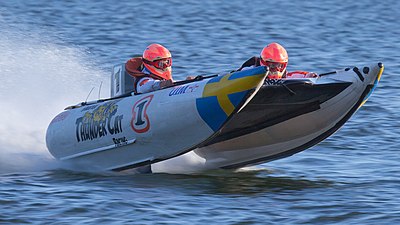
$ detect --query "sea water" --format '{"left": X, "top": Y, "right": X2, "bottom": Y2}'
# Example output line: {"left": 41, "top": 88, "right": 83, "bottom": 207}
{"left": 1, "top": 0, "right": 400, "bottom": 224}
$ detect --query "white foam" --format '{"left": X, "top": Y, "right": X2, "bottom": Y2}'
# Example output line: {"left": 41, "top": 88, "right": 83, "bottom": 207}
{"left": 0, "top": 24, "right": 110, "bottom": 174}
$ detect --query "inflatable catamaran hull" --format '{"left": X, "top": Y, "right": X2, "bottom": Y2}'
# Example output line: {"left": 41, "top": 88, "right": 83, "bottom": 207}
{"left": 152, "top": 63, "right": 384, "bottom": 173}
{"left": 46, "top": 67, "right": 268, "bottom": 171}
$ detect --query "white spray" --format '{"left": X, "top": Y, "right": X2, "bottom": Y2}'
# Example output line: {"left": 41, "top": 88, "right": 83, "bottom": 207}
{"left": 0, "top": 25, "right": 110, "bottom": 174}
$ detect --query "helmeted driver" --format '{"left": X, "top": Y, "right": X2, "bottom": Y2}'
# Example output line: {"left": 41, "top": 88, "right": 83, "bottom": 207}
{"left": 125, "top": 43, "right": 173, "bottom": 94}
{"left": 237, "top": 42, "right": 318, "bottom": 79}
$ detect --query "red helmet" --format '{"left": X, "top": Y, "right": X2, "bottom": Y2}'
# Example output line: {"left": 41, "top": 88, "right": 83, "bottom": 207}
{"left": 142, "top": 44, "right": 172, "bottom": 80}
{"left": 260, "top": 43, "right": 288, "bottom": 78}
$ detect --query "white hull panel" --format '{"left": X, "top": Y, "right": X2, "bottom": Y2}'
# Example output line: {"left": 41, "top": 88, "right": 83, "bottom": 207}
{"left": 46, "top": 67, "right": 268, "bottom": 170}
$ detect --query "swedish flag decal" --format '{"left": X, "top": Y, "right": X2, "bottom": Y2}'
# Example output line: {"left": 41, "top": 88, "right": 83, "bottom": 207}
{"left": 196, "top": 66, "right": 267, "bottom": 131}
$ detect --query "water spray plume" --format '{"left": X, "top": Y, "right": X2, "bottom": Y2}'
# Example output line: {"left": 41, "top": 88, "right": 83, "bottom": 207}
{"left": 0, "top": 26, "right": 109, "bottom": 174}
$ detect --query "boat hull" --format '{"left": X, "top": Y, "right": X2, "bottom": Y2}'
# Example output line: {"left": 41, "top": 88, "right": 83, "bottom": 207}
{"left": 152, "top": 63, "right": 384, "bottom": 172}
{"left": 46, "top": 67, "right": 268, "bottom": 171}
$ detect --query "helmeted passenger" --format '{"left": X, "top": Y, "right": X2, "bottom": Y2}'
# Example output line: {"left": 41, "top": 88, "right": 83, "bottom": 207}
{"left": 125, "top": 43, "right": 173, "bottom": 94}
{"left": 238, "top": 42, "right": 318, "bottom": 79}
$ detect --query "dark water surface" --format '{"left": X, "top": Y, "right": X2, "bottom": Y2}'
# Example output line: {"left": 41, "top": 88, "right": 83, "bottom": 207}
{"left": 1, "top": 0, "right": 399, "bottom": 224}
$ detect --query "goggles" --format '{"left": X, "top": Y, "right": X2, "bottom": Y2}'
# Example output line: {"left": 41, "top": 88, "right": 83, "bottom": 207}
{"left": 143, "top": 57, "right": 172, "bottom": 70}
{"left": 261, "top": 60, "right": 287, "bottom": 73}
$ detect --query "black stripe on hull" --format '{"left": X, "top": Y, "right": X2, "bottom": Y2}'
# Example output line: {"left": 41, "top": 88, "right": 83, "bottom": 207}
{"left": 221, "top": 84, "right": 374, "bottom": 170}
{"left": 353, "top": 67, "right": 365, "bottom": 82}
{"left": 203, "top": 81, "right": 351, "bottom": 146}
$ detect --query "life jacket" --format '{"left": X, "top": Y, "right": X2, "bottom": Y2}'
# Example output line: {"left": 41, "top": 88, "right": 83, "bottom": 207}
{"left": 125, "top": 57, "right": 162, "bottom": 94}
{"left": 286, "top": 71, "right": 318, "bottom": 78}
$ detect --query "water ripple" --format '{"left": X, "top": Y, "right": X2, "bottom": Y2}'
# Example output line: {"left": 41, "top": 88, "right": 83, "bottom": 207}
{"left": 1, "top": 0, "right": 399, "bottom": 224}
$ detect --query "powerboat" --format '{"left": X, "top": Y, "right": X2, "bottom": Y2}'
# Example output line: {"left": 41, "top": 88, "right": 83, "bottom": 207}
{"left": 45, "top": 62, "right": 384, "bottom": 172}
